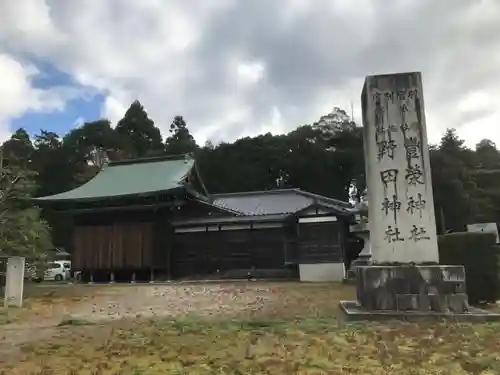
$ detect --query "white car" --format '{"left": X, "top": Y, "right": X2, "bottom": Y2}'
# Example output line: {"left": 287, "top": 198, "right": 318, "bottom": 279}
{"left": 44, "top": 261, "right": 70, "bottom": 281}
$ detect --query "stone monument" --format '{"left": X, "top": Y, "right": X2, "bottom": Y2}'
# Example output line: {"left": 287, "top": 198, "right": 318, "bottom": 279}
{"left": 340, "top": 72, "right": 499, "bottom": 319}
{"left": 2, "top": 255, "right": 25, "bottom": 308}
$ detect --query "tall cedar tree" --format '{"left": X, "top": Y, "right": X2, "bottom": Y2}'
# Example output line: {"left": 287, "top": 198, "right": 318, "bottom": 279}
{"left": 115, "top": 100, "right": 164, "bottom": 158}
{"left": 165, "top": 115, "right": 198, "bottom": 155}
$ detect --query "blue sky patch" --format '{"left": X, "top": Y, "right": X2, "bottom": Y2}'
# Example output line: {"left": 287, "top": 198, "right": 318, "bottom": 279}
{"left": 30, "top": 60, "right": 76, "bottom": 89}
{"left": 11, "top": 94, "right": 105, "bottom": 139}
{"left": 10, "top": 60, "right": 104, "bottom": 139}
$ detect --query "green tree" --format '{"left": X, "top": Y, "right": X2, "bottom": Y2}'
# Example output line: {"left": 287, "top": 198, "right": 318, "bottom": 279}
{"left": 63, "top": 120, "right": 121, "bottom": 184}
{"left": 467, "top": 139, "right": 500, "bottom": 223}
{"left": 430, "top": 129, "right": 478, "bottom": 232}
{"left": 283, "top": 108, "right": 364, "bottom": 200}
{"left": 204, "top": 140, "right": 215, "bottom": 150}
{"left": 29, "top": 131, "right": 76, "bottom": 249}
{"left": 0, "top": 152, "right": 52, "bottom": 268}
{"left": 197, "top": 133, "right": 289, "bottom": 193}
{"left": 31, "top": 130, "right": 75, "bottom": 196}
{"left": 63, "top": 120, "right": 117, "bottom": 162}
{"left": 475, "top": 139, "right": 500, "bottom": 170}
{"left": 165, "top": 115, "right": 198, "bottom": 155}
{"left": 115, "top": 100, "right": 164, "bottom": 158}
{"left": 2, "top": 128, "right": 34, "bottom": 167}
{"left": 197, "top": 107, "right": 363, "bottom": 201}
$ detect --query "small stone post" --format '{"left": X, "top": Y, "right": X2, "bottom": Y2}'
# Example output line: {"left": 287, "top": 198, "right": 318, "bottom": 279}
{"left": 4, "top": 256, "right": 25, "bottom": 308}
{"left": 131, "top": 271, "right": 136, "bottom": 284}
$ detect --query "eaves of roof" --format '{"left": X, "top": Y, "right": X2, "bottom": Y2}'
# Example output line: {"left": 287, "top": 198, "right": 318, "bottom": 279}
{"left": 32, "top": 154, "right": 197, "bottom": 203}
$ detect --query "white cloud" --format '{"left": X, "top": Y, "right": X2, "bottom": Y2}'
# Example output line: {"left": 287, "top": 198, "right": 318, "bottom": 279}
{"left": 260, "top": 106, "right": 284, "bottom": 136}
{"left": 0, "top": 0, "right": 500, "bottom": 149}
{"left": 458, "top": 112, "right": 500, "bottom": 149}
{"left": 0, "top": 54, "right": 82, "bottom": 142}
{"left": 101, "top": 95, "right": 131, "bottom": 126}
{"left": 72, "top": 116, "right": 86, "bottom": 128}
{"left": 458, "top": 91, "right": 492, "bottom": 114}
{"left": 0, "top": 0, "right": 66, "bottom": 54}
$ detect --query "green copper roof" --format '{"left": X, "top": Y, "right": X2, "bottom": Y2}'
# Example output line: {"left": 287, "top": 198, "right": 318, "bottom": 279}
{"left": 33, "top": 154, "right": 196, "bottom": 202}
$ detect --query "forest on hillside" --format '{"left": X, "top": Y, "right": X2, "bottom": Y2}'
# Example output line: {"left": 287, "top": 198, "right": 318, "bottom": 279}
{"left": 2, "top": 100, "right": 500, "bottom": 259}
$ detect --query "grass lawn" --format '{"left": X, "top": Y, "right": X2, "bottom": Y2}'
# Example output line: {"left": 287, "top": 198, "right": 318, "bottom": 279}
{"left": 2, "top": 282, "right": 500, "bottom": 374}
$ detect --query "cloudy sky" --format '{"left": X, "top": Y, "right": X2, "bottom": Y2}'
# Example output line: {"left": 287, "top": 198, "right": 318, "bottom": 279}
{"left": 0, "top": 0, "right": 499, "bottom": 148}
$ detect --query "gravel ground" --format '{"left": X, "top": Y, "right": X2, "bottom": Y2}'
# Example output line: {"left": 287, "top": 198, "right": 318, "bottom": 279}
{"left": 67, "top": 283, "right": 281, "bottom": 321}
{"left": 1, "top": 282, "right": 342, "bottom": 362}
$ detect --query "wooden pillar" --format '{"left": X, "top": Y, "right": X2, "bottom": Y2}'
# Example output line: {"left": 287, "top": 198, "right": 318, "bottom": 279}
{"left": 250, "top": 222, "right": 255, "bottom": 270}
{"left": 339, "top": 220, "right": 349, "bottom": 275}
{"left": 164, "top": 219, "right": 173, "bottom": 281}
{"left": 167, "top": 237, "right": 172, "bottom": 281}
{"left": 295, "top": 220, "right": 301, "bottom": 264}
{"left": 282, "top": 226, "right": 287, "bottom": 264}
{"left": 149, "top": 269, "right": 155, "bottom": 284}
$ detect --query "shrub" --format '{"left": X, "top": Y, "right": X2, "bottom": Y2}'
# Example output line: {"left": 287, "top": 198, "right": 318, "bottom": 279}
{"left": 438, "top": 232, "right": 500, "bottom": 305}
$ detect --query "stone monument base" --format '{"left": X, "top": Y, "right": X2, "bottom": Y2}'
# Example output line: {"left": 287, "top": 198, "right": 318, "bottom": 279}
{"left": 339, "top": 264, "right": 500, "bottom": 321}
{"left": 346, "top": 255, "right": 372, "bottom": 280}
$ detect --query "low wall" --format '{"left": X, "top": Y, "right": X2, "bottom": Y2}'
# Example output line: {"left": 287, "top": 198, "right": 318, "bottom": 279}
{"left": 298, "top": 263, "right": 345, "bottom": 282}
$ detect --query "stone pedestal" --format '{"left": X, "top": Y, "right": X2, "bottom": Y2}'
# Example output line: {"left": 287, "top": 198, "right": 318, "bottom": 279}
{"left": 347, "top": 223, "right": 372, "bottom": 279}
{"left": 356, "top": 264, "right": 468, "bottom": 313}
{"left": 354, "top": 231, "right": 371, "bottom": 263}
{"left": 340, "top": 263, "right": 500, "bottom": 320}
{"left": 350, "top": 221, "right": 372, "bottom": 264}
{"left": 4, "top": 256, "right": 25, "bottom": 308}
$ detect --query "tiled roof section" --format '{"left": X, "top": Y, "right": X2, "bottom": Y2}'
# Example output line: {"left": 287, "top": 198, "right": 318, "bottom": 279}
{"left": 33, "top": 154, "right": 197, "bottom": 202}
{"left": 211, "top": 189, "right": 352, "bottom": 216}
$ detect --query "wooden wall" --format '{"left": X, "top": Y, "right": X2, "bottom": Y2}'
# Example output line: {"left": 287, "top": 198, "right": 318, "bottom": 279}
{"left": 171, "top": 226, "right": 288, "bottom": 279}
{"left": 72, "top": 222, "right": 154, "bottom": 270}
{"left": 298, "top": 222, "right": 344, "bottom": 263}
{"left": 69, "top": 197, "right": 224, "bottom": 271}
{"left": 69, "top": 198, "right": 348, "bottom": 277}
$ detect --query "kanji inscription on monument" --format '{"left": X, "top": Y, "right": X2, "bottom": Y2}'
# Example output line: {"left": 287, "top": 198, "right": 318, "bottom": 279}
{"left": 362, "top": 72, "right": 439, "bottom": 263}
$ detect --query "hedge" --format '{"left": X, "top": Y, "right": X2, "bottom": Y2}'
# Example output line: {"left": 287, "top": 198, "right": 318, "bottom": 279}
{"left": 438, "top": 232, "right": 500, "bottom": 305}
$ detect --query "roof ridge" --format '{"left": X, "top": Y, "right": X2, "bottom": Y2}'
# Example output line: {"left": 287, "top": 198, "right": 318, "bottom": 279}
{"left": 193, "top": 198, "right": 243, "bottom": 215}
{"left": 211, "top": 188, "right": 298, "bottom": 198}
{"left": 109, "top": 153, "right": 194, "bottom": 167}
{"left": 293, "top": 189, "right": 352, "bottom": 208}
{"left": 212, "top": 188, "right": 351, "bottom": 207}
